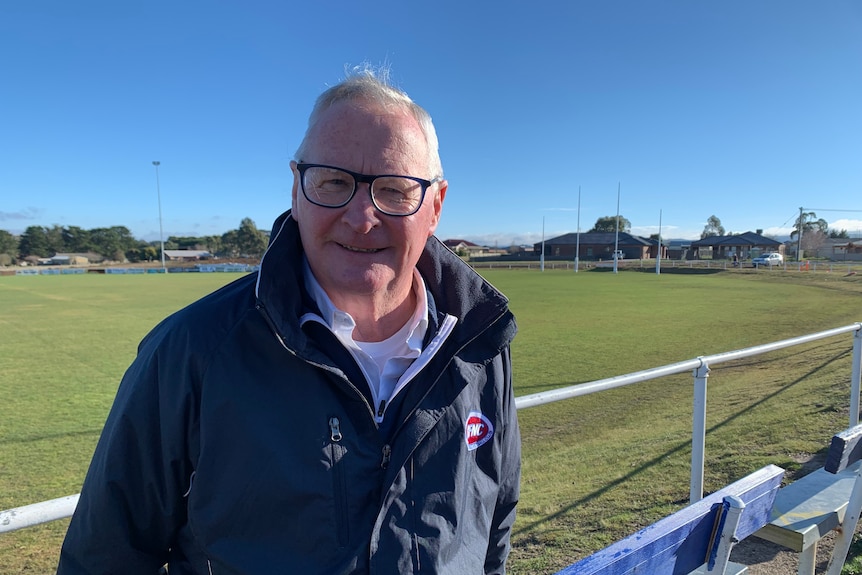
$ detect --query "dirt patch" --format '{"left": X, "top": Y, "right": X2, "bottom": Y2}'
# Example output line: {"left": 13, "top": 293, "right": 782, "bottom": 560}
{"left": 731, "top": 524, "right": 861, "bottom": 574}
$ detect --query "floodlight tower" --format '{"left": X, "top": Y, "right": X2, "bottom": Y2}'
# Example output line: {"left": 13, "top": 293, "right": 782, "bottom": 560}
{"left": 152, "top": 161, "right": 166, "bottom": 272}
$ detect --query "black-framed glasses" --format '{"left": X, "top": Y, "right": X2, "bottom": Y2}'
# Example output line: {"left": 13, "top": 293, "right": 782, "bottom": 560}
{"left": 296, "top": 163, "right": 441, "bottom": 217}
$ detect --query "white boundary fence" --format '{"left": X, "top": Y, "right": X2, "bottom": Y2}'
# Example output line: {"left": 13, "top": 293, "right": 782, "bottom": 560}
{"left": 2, "top": 322, "right": 861, "bottom": 535}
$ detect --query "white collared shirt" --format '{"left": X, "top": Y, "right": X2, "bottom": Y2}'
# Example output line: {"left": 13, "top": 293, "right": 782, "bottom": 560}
{"left": 302, "top": 260, "right": 448, "bottom": 423}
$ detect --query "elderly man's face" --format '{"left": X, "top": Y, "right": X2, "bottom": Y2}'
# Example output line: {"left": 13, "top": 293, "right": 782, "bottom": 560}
{"left": 291, "top": 100, "right": 446, "bottom": 309}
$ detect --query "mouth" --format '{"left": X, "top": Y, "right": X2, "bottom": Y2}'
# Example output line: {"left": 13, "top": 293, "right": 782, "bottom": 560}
{"left": 339, "top": 243, "right": 383, "bottom": 254}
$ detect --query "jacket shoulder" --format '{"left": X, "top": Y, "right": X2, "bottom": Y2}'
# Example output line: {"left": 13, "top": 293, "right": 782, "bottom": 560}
{"left": 139, "top": 272, "right": 259, "bottom": 355}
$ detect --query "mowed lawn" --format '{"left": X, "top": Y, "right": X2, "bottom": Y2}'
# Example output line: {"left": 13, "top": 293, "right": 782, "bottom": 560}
{"left": 1, "top": 268, "right": 861, "bottom": 573}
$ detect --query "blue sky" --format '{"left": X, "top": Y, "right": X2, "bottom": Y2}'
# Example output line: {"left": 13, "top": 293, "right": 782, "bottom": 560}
{"left": 2, "top": 1, "right": 860, "bottom": 247}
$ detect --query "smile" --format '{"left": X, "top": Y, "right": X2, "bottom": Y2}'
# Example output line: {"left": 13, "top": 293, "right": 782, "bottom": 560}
{"left": 340, "top": 243, "right": 382, "bottom": 253}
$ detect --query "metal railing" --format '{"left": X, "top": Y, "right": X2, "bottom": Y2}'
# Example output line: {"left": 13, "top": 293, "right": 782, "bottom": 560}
{"left": 2, "top": 322, "right": 861, "bottom": 534}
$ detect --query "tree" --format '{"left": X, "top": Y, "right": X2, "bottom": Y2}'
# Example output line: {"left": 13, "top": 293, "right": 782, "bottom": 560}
{"left": 236, "top": 218, "right": 269, "bottom": 258}
{"left": 700, "top": 215, "right": 725, "bottom": 239}
{"left": 18, "top": 226, "right": 50, "bottom": 258}
{"left": 125, "top": 244, "right": 159, "bottom": 263}
{"left": 201, "top": 235, "right": 223, "bottom": 256}
{"left": 220, "top": 229, "right": 240, "bottom": 258}
{"left": 589, "top": 215, "right": 631, "bottom": 233}
{"left": 62, "top": 226, "right": 92, "bottom": 253}
{"left": 89, "top": 226, "right": 137, "bottom": 260}
{"left": 829, "top": 229, "right": 849, "bottom": 239}
{"left": 168, "top": 236, "right": 207, "bottom": 250}
{"left": 0, "top": 229, "right": 18, "bottom": 260}
{"left": 45, "top": 224, "right": 67, "bottom": 255}
{"left": 800, "top": 230, "right": 828, "bottom": 256}
{"left": 791, "top": 211, "right": 828, "bottom": 239}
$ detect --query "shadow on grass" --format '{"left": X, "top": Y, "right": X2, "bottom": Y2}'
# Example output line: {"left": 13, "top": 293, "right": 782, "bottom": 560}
{"left": 513, "top": 346, "right": 850, "bottom": 540}
{"left": 0, "top": 428, "right": 102, "bottom": 446}
{"left": 586, "top": 265, "right": 726, "bottom": 274}
{"left": 628, "top": 267, "right": 726, "bottom": 275}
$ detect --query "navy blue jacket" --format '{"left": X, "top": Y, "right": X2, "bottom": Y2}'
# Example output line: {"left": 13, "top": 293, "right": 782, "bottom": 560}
{"left": 58, "top": 211, "right": 520, "bottom": 574}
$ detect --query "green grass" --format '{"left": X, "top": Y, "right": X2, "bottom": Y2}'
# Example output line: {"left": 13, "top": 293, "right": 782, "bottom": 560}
{"left": 844, "top": 535, "right": 862, "bottom": 574}
{"left": 1, "top": 268, "right": 862, "bottom": 573}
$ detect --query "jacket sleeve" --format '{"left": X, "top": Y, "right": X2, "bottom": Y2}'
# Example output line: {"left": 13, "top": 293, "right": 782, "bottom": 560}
{"left": 484, "top": 345, "right": 522, "bottom": 575}
{"left": 57, "top": 321, "right": 198, "bottom": 574}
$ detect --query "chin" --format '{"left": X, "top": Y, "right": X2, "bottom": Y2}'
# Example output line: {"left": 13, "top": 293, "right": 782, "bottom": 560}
{"left": 332, "top": 266, "right": 398, "bottom": 295}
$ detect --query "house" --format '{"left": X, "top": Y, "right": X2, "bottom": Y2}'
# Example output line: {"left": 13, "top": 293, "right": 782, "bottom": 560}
{"left": 164, "top": 250, "right": 212, "bottom": 262}
{"left": 689, "top": 232, "right": 782, "bottom": 260}
{"left": 442, "top": 239, "right": 488, "bottom": 258}
{"left": 50, "top": 253, "right": 91, "bottom": 266}
{"left": 786, "top": 237, "right": 862, "bottom": 261}
{"left": 664, "top": 239, "right": 692, "bottom": 260}
{"left": 828, "top": 238, "right": 862, "bottom": 261}
{"left": 534, "top": 232, "right": 664, "bottom": 260}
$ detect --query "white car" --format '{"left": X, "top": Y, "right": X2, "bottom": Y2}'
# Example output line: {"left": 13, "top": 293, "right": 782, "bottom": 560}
{"left": 752, "top": 252, "right": 784, "bottom": 266}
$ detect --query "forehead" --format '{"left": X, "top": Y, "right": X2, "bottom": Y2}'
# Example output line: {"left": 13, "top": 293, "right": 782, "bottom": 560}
{"left": 304, "top": 100, "right": 429, "bottom": 173}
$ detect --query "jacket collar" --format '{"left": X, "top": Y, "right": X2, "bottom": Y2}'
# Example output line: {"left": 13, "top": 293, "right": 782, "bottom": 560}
{"left": 255, "top": 210, "right": 516, "bottom": 356}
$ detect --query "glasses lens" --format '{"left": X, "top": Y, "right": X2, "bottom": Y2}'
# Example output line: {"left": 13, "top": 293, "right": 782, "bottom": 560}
{"left": 372, "top": 177, "right": 424, "bottom": 215}
{"left": 303, "top": 166, "right": 355, "bottom": 207}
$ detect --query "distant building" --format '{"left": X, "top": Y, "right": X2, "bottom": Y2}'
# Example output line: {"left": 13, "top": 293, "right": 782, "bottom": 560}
{"left": 785, "top": 237, "right": 862, "bottom": 261}
{"left": 690, "top": 232, "right": 782, "bottom": 260}
{"left": 442, "top": 239, "right": 488, "bottom": 258}
{"left": 664, "top": 240, "right": 691, "bottom": 260}
{"left": 164, "top": 250, "right": 212, "bottom": 261}
{"left": 50, "top": 253, "right": 92, "bottom": 265}
{"left": 533, "top": 232, "right": 664, "bottom": 260}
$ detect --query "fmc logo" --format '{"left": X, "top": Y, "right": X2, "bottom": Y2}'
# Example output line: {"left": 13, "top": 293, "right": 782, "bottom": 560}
{"left": 464, "top": 411, "right": 494, "bottom": 451}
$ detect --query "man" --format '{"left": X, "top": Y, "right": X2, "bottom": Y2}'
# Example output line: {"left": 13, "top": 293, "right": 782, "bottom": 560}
{"left": 58, "top": 69, "right": 521, "bottom": 574}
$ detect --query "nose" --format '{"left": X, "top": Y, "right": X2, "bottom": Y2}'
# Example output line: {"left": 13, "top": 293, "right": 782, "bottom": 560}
{"left": 341, "top": 183, "right": 380, "bottom": 233}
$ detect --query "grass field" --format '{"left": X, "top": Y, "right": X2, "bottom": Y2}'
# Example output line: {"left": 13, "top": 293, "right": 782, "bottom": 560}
{"left": 1, "top": 267, "right": 861, "bottom": 573}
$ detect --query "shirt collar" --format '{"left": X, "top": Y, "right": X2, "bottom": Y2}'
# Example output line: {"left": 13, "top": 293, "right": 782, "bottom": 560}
{"left": 302, "top": 256, "right": 428, "bottom": 350}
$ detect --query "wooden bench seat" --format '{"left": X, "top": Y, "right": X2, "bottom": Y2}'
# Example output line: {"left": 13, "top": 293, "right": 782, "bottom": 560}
{"left": 754, "top": 424, "right": 862, "bottom": 575}
{"left": 754, "top": 461, "right": 861, "bottom": 554}
{"left": 552, "top": 465, "right": 785, "bottom": 575}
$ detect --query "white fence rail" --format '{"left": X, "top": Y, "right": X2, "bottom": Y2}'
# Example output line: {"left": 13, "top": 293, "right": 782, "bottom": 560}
{"left": 2, "top": 323, "right": 861, "bottom": 535}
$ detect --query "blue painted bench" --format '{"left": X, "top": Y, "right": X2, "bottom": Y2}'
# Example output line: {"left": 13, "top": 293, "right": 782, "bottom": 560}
{"left": 754, "top": 423, "right": 862, "bottom": 575}
{"left": 552, "top": 464, "right": 785, "bottom": 575}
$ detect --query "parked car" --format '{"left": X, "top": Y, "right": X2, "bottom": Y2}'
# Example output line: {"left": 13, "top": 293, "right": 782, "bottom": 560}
{"left": 752, "top": 252, "right": 784, "bottom": 267}
{"left": 611, "top": 250, "right": 625, "bottom": 260}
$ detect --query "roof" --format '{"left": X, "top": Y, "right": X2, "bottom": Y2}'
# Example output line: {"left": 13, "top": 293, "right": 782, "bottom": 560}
{"left": 164, "top": 250, "right": 211, "bottom": 258}
{"left": 536, "top": 232, "right": 653, "bottom": 248}
{"left": 443, "top": 239, "right": 480, "bottom": 248}
{"left": 690, "top": 231, "right": 781, "bottom": 247}
{"left": 821, "top": 237, "right": 862, "bottom": 247}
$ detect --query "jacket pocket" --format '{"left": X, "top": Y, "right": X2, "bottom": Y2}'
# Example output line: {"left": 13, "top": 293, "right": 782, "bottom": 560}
{"left": 328, "top": 416, "right": 349, "bottom": 548}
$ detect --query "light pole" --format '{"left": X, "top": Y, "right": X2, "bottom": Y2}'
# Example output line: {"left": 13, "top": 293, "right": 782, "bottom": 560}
{"left": 152, "top": 161, "right": 166, "bottom": 272}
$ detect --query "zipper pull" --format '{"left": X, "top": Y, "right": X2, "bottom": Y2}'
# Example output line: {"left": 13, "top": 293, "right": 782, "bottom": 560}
{"left": 329, "top": 417, "right": 343, "bottom": 442}
{"left": 376, "top": 399, "right": 387, "bottom": 418}
{"left": 381, "top": 444, "right": 391, "bottom": 469}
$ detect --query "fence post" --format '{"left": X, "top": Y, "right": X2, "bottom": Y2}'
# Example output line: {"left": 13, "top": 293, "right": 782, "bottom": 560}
{"left": 691, "top": 360, "right": 710, "bottom": 502}
{"left": 851, "top": 325, "right": 862, "bottom": 427}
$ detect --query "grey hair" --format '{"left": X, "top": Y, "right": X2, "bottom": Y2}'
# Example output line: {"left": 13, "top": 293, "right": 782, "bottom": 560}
{"left": 295, "top": 66, "right": 443, "bottom": 178}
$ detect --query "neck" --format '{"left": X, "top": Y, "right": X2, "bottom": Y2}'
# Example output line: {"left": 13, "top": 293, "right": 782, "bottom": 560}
{"left": 337, "top": 287, "right": 417, "bottom": 342}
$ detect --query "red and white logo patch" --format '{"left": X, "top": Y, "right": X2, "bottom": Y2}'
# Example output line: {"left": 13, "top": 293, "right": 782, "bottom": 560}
{"left": 465, "top": 411, "right": 494, "bottom": 451}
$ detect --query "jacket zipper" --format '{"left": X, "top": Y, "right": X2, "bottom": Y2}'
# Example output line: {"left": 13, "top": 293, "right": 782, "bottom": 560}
{"left": 329, "top": 416, "right": 343, "bottom": 441}
{"left": 381, "top": 444, "right": 391, "bottom": 469}
{"left": 328, "top": 417, "right": 349, "bottom": 547}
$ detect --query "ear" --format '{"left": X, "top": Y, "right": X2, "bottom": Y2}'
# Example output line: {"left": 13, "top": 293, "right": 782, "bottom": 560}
{"left": 427, "top": 179, "right": 447, "bottom": 236}
{"left": 290, "top": 161, "right": 301, "bottom": 219}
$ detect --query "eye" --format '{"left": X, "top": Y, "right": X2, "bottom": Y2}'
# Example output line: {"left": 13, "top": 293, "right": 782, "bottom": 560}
{"left": 319, "top": 177, "right": 351, "bottom": 190}
{"left": 307, "top": 168, "right": 353, "bottom": 193}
